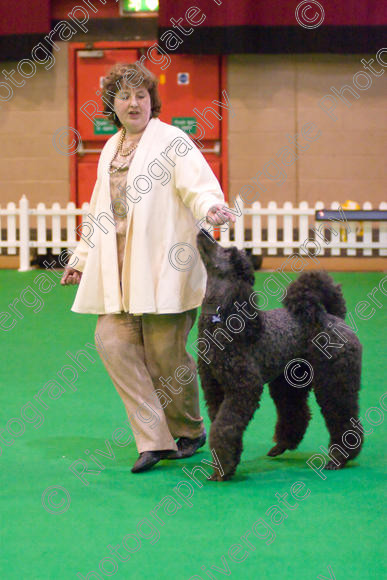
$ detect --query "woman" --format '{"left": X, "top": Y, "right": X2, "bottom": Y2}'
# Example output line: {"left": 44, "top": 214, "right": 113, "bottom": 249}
{"left": 61, "top": 63, "right": 235, "bottom": 473}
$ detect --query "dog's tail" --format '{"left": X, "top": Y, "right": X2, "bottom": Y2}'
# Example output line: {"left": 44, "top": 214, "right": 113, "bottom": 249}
{"left": 283, "top": 271, "right": 346, "bottom": 324}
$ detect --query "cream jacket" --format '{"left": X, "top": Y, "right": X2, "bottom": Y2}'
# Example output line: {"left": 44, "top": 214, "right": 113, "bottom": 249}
{"left": 71, "top": 118, "right": 225, "bottom": 315}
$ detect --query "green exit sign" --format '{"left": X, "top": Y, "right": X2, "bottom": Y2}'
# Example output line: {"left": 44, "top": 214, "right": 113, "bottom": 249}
{"left": 93, "top": 117, "right": 118, "bottom": 135}
{"left": 120, "top": 0, "right": 159, "bottom": 14}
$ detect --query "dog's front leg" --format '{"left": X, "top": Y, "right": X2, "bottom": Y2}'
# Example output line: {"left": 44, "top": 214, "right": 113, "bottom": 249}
{"left": 209, "top": 381, "right": 263, "bottom": 481}
{"left": 201, "top": 376, "right": 225, "bottom": 423}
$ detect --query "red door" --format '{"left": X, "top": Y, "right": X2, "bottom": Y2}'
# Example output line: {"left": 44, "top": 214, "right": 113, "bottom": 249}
{"left": 70, "top": 43, "right": 228, "bottom": 206}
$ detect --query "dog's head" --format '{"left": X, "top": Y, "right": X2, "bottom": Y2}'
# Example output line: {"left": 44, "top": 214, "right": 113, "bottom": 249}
{"left": 197, "top": 229, "right": 255, "bottom": 306}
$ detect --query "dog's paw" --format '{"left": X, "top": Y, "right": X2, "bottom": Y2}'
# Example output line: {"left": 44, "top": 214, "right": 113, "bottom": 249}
{"left": 209, "top": 472, "right": 224, "bottom": 482}
{"left": 267, "top": 444, "right": 287, "bottom": 457}
{"left": 209, "top": 472, "right": 232, "bottom": 482}
{"left": 324, "top": 461, "right": 343, "bottom": 470}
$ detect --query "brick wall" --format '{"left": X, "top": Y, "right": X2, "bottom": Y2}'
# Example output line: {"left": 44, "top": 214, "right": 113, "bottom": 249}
{"left": 0, "top": 43, "right": 69, "bottom": 206}
{"left": 0, "top": 51, "right": 385, "bottom": 209}
{"left": 228, "top": 54, "right": 387, "bottom": 207}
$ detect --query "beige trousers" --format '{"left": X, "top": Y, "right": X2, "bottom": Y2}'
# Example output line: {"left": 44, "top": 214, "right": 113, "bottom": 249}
{"left": 95, "top": 309, "right": 204, "bottom": 453}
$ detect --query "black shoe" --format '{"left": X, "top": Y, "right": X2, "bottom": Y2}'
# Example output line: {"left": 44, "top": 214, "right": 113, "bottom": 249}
{"left": 174, "top": 429, "right": 207, "bottom": 459}
{"left": 131, "top": 450, "right": 175, "bottom": 473}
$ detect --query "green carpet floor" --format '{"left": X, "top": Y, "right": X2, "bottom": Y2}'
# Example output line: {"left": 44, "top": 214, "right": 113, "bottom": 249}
{"left": 0, "top": 270, "right": 386, "bottom": 580}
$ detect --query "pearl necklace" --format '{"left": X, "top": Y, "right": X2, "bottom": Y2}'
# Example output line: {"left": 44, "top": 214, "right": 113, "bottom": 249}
{"left": 108, "top": 128, "right": 139, "bottom": 174}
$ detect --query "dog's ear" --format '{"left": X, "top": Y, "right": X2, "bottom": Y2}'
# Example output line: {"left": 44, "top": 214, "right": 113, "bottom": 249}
{"left": 230, "top": 247, "right": 255, "bottom": 285}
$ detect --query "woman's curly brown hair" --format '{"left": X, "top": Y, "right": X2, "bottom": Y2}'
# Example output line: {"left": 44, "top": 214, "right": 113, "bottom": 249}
{"left": 101, "top": 63, "right": 162, "bottom": 128}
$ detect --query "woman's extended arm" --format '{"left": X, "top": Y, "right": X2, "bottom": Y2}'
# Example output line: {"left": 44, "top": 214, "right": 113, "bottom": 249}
{"left": 174, "top": 139, "right": 235, "bottom": 225}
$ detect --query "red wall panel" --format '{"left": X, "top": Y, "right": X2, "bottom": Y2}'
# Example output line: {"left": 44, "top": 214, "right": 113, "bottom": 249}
{"left": 51, "top": 0, "right": 119, "bottom": 20}
{"left": 0, "top": 0, "right": 51, "bottom": 35}
{"left": 159, "top": 0, "right": 387, "bottom": 27}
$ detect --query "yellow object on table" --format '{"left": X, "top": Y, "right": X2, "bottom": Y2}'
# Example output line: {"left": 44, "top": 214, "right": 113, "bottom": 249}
{"left": 340, "top": 200, "right": 363, "bottom": 241}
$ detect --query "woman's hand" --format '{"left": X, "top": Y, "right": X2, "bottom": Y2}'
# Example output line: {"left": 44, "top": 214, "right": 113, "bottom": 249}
{"left": 61, "top": 267, "right": 83, "bottom": 286}
{"left": 206, "top": 204, "right": 236, "bottom": 225}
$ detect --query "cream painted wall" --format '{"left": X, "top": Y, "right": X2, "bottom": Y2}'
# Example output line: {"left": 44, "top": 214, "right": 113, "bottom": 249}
{"left": 0, "top": 42, "right": 69, "bottom": 206}
{"left": 228, "top": 54, "right": 387, "bottom": 208}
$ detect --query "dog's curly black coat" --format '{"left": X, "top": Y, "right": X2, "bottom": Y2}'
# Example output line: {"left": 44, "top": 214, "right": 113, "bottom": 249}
{"left": 196, "top": 230, "right": 363, "bottom": 481}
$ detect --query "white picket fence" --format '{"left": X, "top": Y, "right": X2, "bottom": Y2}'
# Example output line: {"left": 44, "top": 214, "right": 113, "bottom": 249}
{"left": 0, "top": 196, "right": 386, "bottom": 271}
{"left": 0, "top": 196, "right": 90, "bottom": 271}
{"left": 221, "top": 199, "right": 387, "bottom": 258}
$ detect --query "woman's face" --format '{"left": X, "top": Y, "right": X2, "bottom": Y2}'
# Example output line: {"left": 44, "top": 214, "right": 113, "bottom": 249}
{"left": 114, "top": 83, "right": 152, "bottom": 134}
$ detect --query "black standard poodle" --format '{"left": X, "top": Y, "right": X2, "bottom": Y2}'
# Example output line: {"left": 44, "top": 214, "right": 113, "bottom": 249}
{"left": 196, "top": 230, "right": 363, "bottom": 481}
